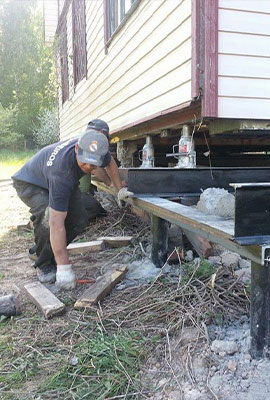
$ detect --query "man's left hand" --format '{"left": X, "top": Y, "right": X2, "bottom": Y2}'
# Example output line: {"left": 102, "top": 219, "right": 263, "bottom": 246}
{"left": 117, "top": 187, "right": 134, "bottom": 207}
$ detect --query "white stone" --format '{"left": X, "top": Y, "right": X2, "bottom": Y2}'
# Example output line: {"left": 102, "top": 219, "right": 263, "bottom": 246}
{"left": 208, "top": 256, "right": 222, "bottom": 266}
{"left": 239, "top": 258, "right": 251, "bottom": 269}
{"left": 196, "top": 188, "right": 235, "bottom": 218}
{"left": 220, "top": 251, "right": 241, "bottom": 268}
{"left": 211, "top": 340, "right": 238, "bottom": 355}
{"left": 185, "top": 250, "right": 194, "bottom": 262}
{"left": 234, "top": 267, "right": 251, "bottom": 283}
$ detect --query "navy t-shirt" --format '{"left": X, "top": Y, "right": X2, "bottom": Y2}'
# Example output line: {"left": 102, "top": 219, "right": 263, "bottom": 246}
{"left": 12, "top": 138, "right": 111, "bottom": 212}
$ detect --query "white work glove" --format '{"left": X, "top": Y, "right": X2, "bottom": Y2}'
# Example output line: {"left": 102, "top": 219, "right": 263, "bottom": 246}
{"left": 117, "top": 187, "right": 134, "bottom": 208}
{"left": 56, "top": 264, "right": 76, "bottom": 290}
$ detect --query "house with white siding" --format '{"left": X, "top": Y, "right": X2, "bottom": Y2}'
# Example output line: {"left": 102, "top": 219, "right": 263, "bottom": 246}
{"left": 44, "top": 0, "right": 270, "bottom": 167}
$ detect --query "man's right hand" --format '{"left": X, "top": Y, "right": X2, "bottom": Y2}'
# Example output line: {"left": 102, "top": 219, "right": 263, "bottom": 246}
{"left": 56, "top": 264, "right": 76, "bottom": 290}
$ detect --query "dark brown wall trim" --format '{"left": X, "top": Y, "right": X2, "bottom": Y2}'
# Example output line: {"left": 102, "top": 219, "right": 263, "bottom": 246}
{"left": 202, "top": 0, "right": 218, "bottom": 118}
{"left": 56, "top": 0, "right": 72, "bottom": 36}
{"left": 191, "top": 0, "right": 201, "bottom": 99}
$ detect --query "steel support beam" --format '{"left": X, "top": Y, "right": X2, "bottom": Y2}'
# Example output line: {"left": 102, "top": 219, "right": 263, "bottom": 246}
{"left": 233, "top": 183, "right": 270, "bottom": 245}
{"left": 125, "top": 167, "right": 270, "bottom": 196}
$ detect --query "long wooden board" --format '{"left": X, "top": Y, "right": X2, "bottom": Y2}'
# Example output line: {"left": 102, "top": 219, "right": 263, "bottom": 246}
{"left": 67, "top": 240, "right": 105, "bottom": 254}
{"left": 74, "top": 265, "right": 128, "bottom": 309}
{"left": 97, "top": 236, "right": 133, "bottom": 248}
{"left": 24, "top": 282, "right": 65, "bottom": 318}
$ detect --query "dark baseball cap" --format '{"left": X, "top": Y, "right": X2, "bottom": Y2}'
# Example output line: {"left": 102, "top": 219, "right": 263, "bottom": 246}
{"left": 77, "top": 129, "right": 109, "bottom": 166}
{"left": 87, "top": 119, "right": 109, "bottom": 134}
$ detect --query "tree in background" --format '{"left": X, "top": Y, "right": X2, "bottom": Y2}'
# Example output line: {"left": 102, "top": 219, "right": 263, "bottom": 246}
{"left": 0, "top": 0, "right": 58, "bottom": 149}
{"left": 33, "top": 108, "right": 59, "bottom": 147}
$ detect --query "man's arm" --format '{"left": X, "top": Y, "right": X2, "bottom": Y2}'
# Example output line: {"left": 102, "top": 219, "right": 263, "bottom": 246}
{"left": 49, "top": 207, "right": 69, "bottom": 265}
{"left": 49, "top": 207, "right": 76, "bottom": 289}
{"left": 105, "top": 157, "right": 123, "bottom": 192}
{"left": 92, "top": 167, "right": 111, "bottom": 186}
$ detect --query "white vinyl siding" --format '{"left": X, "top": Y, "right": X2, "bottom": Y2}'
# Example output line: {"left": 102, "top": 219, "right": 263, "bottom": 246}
{"left": 59, "top": 0, "right": 192, "bottom": 139}
{"left": 218, "top": 1, "right": 270, "bottom": 119}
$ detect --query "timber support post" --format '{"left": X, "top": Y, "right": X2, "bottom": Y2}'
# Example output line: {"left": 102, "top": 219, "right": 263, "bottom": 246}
{"left": 151, "top": 215, "right": 169, "bottom": 268}
{"left": 250, "top": 253, "right": 270, "bottom": 358}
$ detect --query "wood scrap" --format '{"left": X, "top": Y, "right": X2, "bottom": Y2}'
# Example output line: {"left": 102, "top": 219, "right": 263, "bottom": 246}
{"left": 16, "top": 221, "right": 31, "bottom": 231}
{"left": 0, "top": 294, "right": 21, "bottom": 317}
{"left": 24, "top": 282, "right": 65, "bottom": 318}
{"left": 97, "top": 236, "right": 133, "bottom": 248}
{"left": 74, "top": 264, "right": 128, "bottom": 309}
{"left": 67, "top": 240, "right": 105, "bottom": 254}
{"left": 183, "top": 229, "right": 212, "bottom": 258}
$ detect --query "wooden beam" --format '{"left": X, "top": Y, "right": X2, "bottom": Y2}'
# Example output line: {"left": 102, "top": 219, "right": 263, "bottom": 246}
{"left": 183, "top": 230, "right": 212, "bottom": 259}
{"left": 24, "top": 282, "right": 65, "bottom": 318}
{"left": 130, "top": 196, "right": 261, "bottom": 264}
{"left": 97, "top": 236, "right": 133, "bottom": 247}
{"left": 67, "top": 240, "right": 105, "bottom": 254}
{"left": 74, "top": 265, "right": 128, "bottom": 309}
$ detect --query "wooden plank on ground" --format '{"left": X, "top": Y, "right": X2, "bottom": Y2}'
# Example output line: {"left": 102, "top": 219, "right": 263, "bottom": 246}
{"left": 74, "top": 264, "right": 128, "bottom": 309}
{"left": 97, "top": 236, "right": 133, "bottom": 248}
{"left": 67, "top": 240, "right": 105, "bottom": 254}
{"left": 183, "top": 229, "right": 213, "bottom": 258}
{"left": 24, "top": 282, "right": 65, "bottom": 318}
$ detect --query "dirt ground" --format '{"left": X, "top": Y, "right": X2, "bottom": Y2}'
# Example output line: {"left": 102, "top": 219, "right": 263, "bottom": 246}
{"left": 2, "top": 181, "right": 270, "bottom": 400}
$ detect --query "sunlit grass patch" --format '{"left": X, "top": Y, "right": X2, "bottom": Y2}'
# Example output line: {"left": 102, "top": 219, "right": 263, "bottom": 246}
{"left": 0, "top": 149, "right": 35, "bottom": 179}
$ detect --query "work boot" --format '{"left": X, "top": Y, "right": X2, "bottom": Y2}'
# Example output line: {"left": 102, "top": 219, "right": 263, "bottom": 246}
{"left": 28, "top": 245, "right": 38, "bottom": 262}
{"left": 36, "top": 264, "right": 57, "bottom": 284}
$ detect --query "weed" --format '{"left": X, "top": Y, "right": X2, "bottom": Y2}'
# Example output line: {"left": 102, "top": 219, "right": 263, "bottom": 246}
{"left": 39, "top": 327, "right": 150, "bottom": 399}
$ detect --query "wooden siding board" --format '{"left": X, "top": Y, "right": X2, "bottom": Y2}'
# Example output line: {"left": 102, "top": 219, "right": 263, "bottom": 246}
{"left": 218, "top": 97, "right": 270, "bottom": 119}
{"left": 219, "top": 54, "right": 270, "bottom": 79}
{"left": 217, "top": 1, "right": 270, "bottom": 119}
{"left": 108, "top": 82, "right": 192, "bottom": 128}
{"left": 219, "top": 77, "right": 270, "bottom": 99}
{"left": 219, "top": 32, "right": 270, "bottom": 57}
{"left": 219, "top": 8, "right": 270, "bottom": 36}
{"left": 59, "top": 0, "right": 192, "bottom": 138}
{"left": 219, "top": 0, "right": 270, "bottom": 14}
{"left": 60, "top": 62, "right": 191, "bottom": 135}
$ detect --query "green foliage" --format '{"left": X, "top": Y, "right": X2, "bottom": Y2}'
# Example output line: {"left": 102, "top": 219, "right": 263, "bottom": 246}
{"left": 194, "top": 259, "right": 216, "bottom": 278}
{"left": 0, "top": 103, "right": 24, "bottom": 149}
{"left": 0, "top": 0, "right": 57, "bottom": 148}
{"left": 39, "top": 328, "right": 149, "bottom": 399}
{"left": 33, "top": 108, "right": 59, "bottom": 147}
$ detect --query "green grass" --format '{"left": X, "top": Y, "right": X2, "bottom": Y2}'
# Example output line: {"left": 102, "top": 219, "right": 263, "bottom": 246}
{"left": 0, "top": 149, "right": 35, "bottom": 179}
{"left": 39, "top": 328, "right": 152, "bottom": 400}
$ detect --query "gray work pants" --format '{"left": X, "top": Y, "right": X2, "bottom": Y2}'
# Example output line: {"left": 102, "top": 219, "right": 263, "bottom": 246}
{"left": 12, "top": 179, "right": 88, "bottom": 269}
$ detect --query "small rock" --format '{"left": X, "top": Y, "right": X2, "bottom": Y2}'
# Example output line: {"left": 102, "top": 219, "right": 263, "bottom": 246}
{"left": 227, "top": 360, "right": 237, "bottom": 372}
{"left": 185, "top": 250, "right": 194, "bottom": 262}
{"left": 208, "top": 256, "right": 221, "bottom": 266}
{"left": 68, "top": 356, "right": 78, "bottom": 366}
{"left": 239, "top": 258, "right": 251, "bottom": 269}
{"left": 211, "top": 340, "right": 238, "bottom": 355}
{"left": 234, "top": 267, "right": 251, "bottom": 283}
{"left": 220, "top": 251, "right": 241, "bottom": 268}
